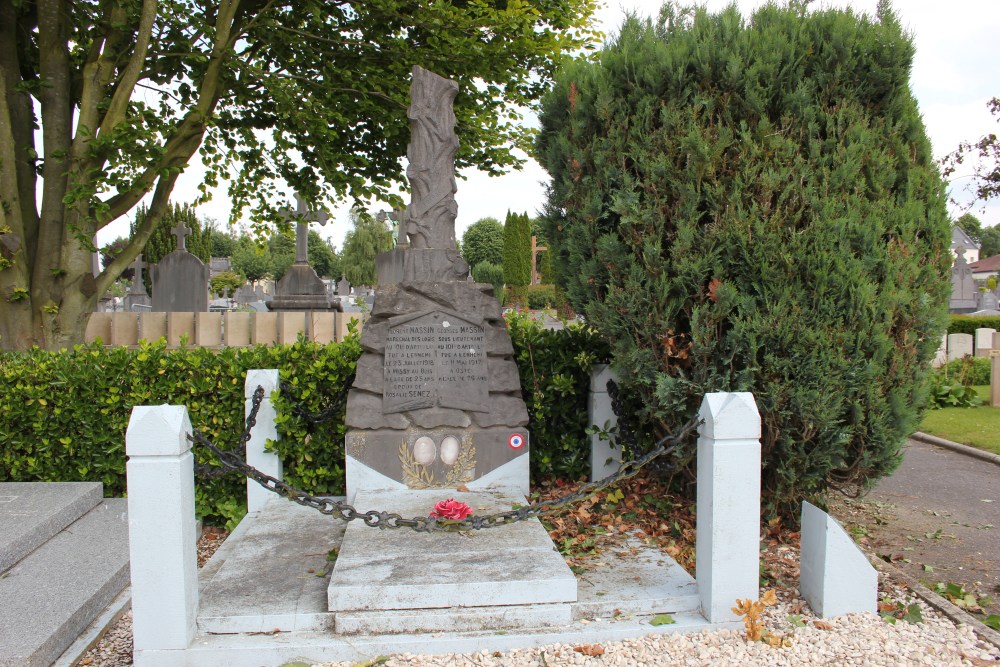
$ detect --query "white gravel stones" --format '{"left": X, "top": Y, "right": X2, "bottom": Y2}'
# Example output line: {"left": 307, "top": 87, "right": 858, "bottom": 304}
{"left": 311, "top": 599, "right": 999, "bottom": 667}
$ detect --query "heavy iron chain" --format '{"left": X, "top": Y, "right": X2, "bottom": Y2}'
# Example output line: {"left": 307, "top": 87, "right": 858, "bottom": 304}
{"left": 188, "top": 384, "right": 701, "bottom": 532}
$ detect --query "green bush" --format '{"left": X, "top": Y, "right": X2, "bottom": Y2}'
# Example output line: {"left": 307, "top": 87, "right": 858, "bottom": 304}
{"left": 0, "top": 337, "right": 362, "bottom": 528}
{"left": 0, "top": 319, "right": 609, "bottom": 519}
{"left": 536, "top": 3, "right": 951, "bottom": 518}
{"left": 462, "top": 218, "right": 505, "bottom": 269}
{"left": 505, "top": 309, "right": 610, "bottom": 480}
{"left": 472, "top": 260, "right": 505, "bottom": 299}
{"left": 935, "top": 357, "right": 991, "bottom": 386}
{"left": 948, "top": 315, "right": 1000, "bottom": 336}
{"left": 928, "top": 374, "right": 982, "bottom": 409}
{"left": 525, "top": 284, "right": 559, "bottom": 310}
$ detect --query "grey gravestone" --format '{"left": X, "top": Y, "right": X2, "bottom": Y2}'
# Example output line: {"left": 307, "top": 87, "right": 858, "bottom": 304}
{"left": 268, "top": 194, "right": 342, "bottom": 312}
{"left": 980, "top": 290, "right": 999, "bottom": 312}
{"left": 151, "top": 224, "right": 209, "bottom": 312}
{"left": 344, "top": 66, "right": 528, "bottom": 497}
{"left": 950, "top": 245, "right": 978, "bottom": 313}
{"left": 233, "top": 282, "right": 257, "bottom": 305}
{"left": 123, "top": 254, "right": 152, "bottom": 312}
{"left": 337, "top": 277, "right": 351, "bottom": 296}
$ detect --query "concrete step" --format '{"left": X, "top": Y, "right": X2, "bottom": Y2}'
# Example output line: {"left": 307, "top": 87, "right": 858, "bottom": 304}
{"left": 0, "top": 499, "right": 130, "bottom": 667}
{"left": 0, "top": 482, "right": 103, "bottom": 573}
{"left": 327, "top": 489, "right": 577, "bottom": 613}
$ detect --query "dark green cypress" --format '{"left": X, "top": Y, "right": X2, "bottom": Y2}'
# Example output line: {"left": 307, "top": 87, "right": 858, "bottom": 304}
{"left": 503, "top": 210, "right": 532, "bottom": 287}
{"left": 536, "top": 2, "right": 951, "bottom": 519}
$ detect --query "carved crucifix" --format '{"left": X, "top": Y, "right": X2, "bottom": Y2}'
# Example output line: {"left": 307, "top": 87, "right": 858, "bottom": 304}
{"left": 281, "top": 193, "right": 330, "bottom": 263}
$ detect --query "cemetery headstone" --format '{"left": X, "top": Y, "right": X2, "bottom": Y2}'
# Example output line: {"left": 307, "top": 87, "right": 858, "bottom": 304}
{"left": 976, "top": 327, "right": 997, "bottom": 357}
{"left": 233, "top": 282, "right": 257, "bottom": 305}
{"left": 337, "top": 276, "right": 351, "bottom": 296}
{"left": 947, "top": 332, "right": 974, "bottom": 361}
{"left": 267, "top": 194, "right": 342, "bottom": 312}
{"left": 949, "top": 245, "right": 978, "bottom": 313}
{"left": 343, "top": 66, "right": 529, "bottom": 498}
{"left": 980, "top": 290, "right": 999, "bottom": 312}
{"left": 150, "top": 224, "right": 209, "bottom": 312}
{"left": 123, "top": 254, "right": 152, "bottom": 312}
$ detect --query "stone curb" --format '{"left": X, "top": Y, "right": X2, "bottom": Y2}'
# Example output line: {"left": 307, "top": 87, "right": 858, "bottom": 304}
{"left": 909, "top": 432, "right": 1000, "bottom": 467}
{"left": 865, "top": 552, "right": 1000, "bottom": 651}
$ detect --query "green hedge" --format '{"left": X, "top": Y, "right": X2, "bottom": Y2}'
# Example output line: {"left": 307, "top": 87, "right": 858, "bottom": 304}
{"left": 0, "top": 336, "right": 361, "bottom": 528}
{"left": 935, "top": 357, "right": 991, "bottom": 386}
{"left": 1, "top": 320, "right": 608, "bottom": 524}
{"left": 948, "top": 315, "right": 1000, "bottom": 336}
{"left": 505, "top": 310, "right": 611, "bottom": 480}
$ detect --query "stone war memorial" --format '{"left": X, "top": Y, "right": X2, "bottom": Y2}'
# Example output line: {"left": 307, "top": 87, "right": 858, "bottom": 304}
{"left": 344, "top": 66, "right": 529, "bottom": 498}
{"left": 109, "top": 66, "right": 877, "bottom": 667}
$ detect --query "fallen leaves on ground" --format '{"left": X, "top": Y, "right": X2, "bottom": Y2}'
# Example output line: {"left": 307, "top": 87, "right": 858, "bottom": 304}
{"left": 574, "top": 644, "right": 605, "bottom": 657}
{"left": 533, "top": 471, "right": 696, "bottom": 573}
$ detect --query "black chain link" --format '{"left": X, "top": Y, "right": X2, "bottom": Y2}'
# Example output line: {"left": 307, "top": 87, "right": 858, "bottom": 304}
{"left": 193, "top": 385, "right": 265, "bottom": 479}
{"left": 279, "top": 377, "right": 353, "bottom": 425}
{"left": 187, "top": 384, "right": 701, "bottom": 532}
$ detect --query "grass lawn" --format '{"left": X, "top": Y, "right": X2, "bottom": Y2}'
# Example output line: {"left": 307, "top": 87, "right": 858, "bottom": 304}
{"left": 919, "top": 386, "right": 1000, "bottom": 455}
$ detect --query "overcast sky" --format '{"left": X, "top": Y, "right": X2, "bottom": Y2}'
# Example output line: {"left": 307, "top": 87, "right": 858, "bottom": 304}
{"left": 100, "top": 0, "right": 1000, "bottom": 249}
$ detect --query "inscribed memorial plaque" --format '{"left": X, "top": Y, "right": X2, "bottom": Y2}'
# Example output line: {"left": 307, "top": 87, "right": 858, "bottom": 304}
{"left": 383, "top": 311, "right": 488, "bottom": 413}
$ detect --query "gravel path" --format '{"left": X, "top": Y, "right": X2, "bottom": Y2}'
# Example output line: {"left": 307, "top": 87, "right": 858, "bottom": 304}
{"left": 79, "top": 576, "right": 999, "bottom": 666}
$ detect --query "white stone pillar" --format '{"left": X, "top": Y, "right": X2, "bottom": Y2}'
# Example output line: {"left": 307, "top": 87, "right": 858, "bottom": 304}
{"left": 246, "top": 369, "right": 282, "bottom": 513}
{"left": 125, "top": 406, "right": 198, "bottom": 657}
{"left": 588, "top": 364, "right": 622, "bottom": 482}
{"left": 696, "top": 392, "right": 761, "bottom": 623}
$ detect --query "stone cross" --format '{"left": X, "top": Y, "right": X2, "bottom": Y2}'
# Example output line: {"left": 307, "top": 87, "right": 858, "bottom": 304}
{"left": 531, "top": 235, "right": 547, "bottom": 285}
{"left": 128, "top": 254, "right": 148, "bottom": 295}
{"left": 171, "top": 223, "right": 191, "bottom": 252}
{"left": 403, "top": 66, "right": 459, "bottom": 249}
{"left": 281, "top": 193, "right": 329, "bottom": 264}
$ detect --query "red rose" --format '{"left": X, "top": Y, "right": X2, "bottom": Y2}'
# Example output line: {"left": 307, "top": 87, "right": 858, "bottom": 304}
{"left": 430, "top": 498, "right": 473, "bottom": 520}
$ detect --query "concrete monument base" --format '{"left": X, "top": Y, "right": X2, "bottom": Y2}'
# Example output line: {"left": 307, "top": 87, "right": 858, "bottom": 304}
{"left": 267, "top": 263, "right": 341, "bottom": 312}
{"left": 327, "top": 489, "right": 576, "bottom": 615}
{"left": 181, "top": 496, "right": 720, "bottom": 667}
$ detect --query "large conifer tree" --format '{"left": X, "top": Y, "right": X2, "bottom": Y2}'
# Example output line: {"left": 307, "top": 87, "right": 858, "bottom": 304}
{"left": 537, "top": 2, "right": 951, "bottom": 517}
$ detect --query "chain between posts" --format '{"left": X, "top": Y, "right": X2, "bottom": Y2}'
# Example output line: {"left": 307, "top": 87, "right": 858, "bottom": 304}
{"left": 188, "top": 384, "right": 701, "bottom": 532}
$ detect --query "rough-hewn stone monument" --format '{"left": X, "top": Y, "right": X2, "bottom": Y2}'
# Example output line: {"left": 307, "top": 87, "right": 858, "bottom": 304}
{"left": 344, "top": 66, "right": 529, "bottom": 498}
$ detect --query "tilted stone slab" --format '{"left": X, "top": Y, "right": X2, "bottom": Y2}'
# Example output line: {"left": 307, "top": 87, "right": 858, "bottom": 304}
{"left": 328, "top": 489, "right": 576, "bottom": 612}
{"left": 199, "top": 498, "right": 345, "bottom": 634}
{"left": 800, "top": 501, "right": 877, "bottom": 618}
{"left": 0, "top": 499, "right": 128, "bottom": 667}
{"left": 0, "top": 482, "right": 103, "bottom": 574}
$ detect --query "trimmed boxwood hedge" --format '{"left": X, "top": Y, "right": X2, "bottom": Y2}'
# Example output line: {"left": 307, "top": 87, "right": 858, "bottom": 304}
{"left": 948, "top": 315, "right": 1000, "bottom": 336}
{"left": 1, "top": 320, "right": 608, "bottom": 526}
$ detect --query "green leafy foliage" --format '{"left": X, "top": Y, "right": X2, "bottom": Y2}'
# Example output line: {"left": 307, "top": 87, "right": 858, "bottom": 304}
{"left": 472, "top": 261, "right": 505, "bottom": 300}
{"left": 461, "top": 218, "right": 505, "bottom": 269}
{"left": 0, "top": 339, "right": 361, "bottom": 526}
{"left": 1, "top": 0, "right": 601, "bottom": 351}
{"left": 342, "top": 211, "right": 394, "bottom": 287}
{"left": 505, "top": 309, "right": 610, "bottom": 480}
{"left": 936, "top": 357, "right": 991, "bottom": 386}
{"left": 210, "top": 271, "right": 244, "bottom": 297}
{"left": 536, "top": 2, "right": 951, "bottom": 519}
{"left": 947, "top": 315, "right": 1000, "bottom": 335}
{"left": 927, "top": 375, "right": 982, "bottom": 409}
{"left": 1, "top": 319, "right": 608, "bottom": 520}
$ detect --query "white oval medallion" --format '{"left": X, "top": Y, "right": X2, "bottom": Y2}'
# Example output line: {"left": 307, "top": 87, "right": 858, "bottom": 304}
{"left": 412, "top": 437, "right": 437, "bottom": 466}
{"left": 440, "top": 436, "right": 461, "bottom": 465}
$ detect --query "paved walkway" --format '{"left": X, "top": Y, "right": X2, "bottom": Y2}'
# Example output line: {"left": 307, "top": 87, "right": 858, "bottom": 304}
{"left": 841, "top": 438, "right": 1000, "bottom": 616}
